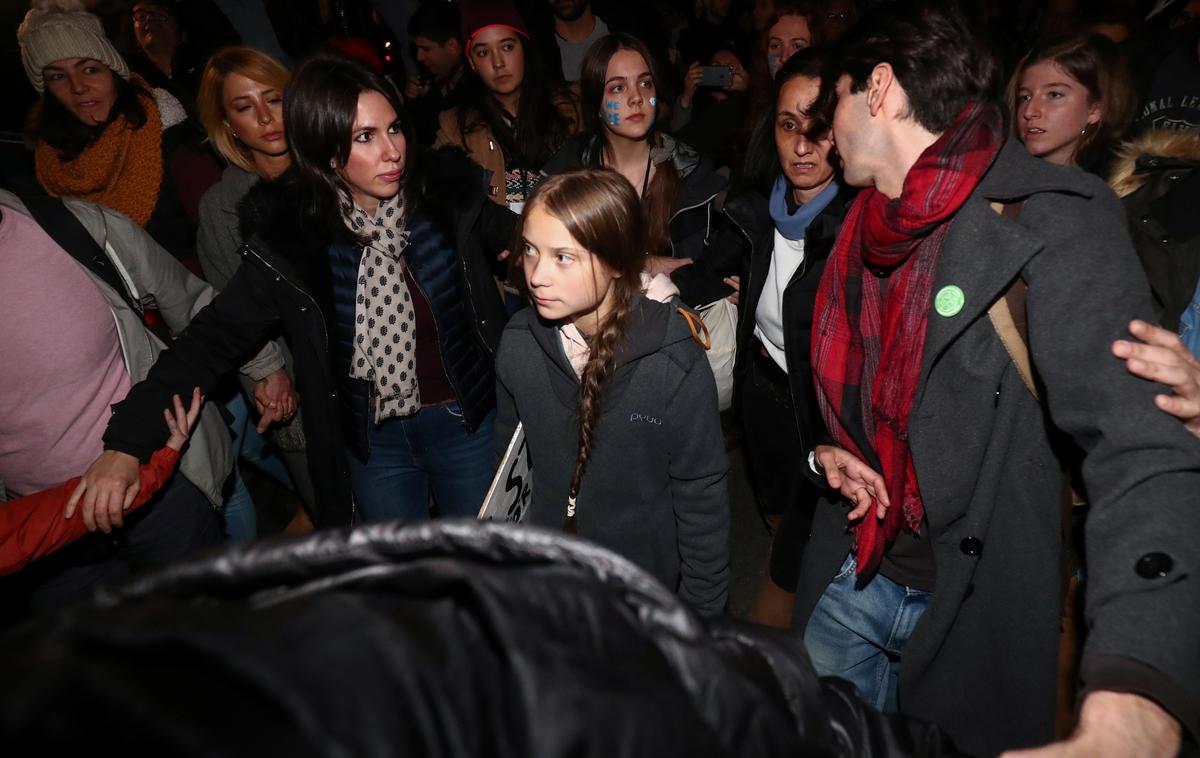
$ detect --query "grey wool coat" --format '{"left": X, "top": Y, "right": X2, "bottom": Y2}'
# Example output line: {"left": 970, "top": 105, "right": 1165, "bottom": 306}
{"left": 792, "top": 141, "right": 1200, "bottom": 756}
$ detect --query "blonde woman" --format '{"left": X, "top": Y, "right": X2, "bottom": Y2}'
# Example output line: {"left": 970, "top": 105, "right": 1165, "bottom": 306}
{"left": 195, "top": 46, "right": 312, "bottom": 538}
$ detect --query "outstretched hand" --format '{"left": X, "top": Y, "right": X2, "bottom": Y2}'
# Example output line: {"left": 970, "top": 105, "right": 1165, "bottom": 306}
{"left": 165, "top": 388, "right": 204, "bottom": 452}
{"left": 814, "top": 444, "right": 891, "bottom": 521}
{"left": 1113, "top": 319, "right": 1200, "bottom": 437}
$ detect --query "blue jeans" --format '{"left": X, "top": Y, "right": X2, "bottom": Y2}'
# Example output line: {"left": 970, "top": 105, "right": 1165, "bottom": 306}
{"left": 803, "top": 552, "right": 932, "bottom": 713}
{"left": 348, "top": 404, "right": 496, "bottom": 522}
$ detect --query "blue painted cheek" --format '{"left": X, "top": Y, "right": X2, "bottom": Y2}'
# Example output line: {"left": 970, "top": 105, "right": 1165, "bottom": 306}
{"left": 603, "top": 100, "right": 622, "bottom": 126}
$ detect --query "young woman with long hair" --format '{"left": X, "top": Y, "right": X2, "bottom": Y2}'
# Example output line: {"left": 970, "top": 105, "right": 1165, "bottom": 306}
{"left": 1008, "top": 32, "right": 1136, "bottom": 174}
{"left": 543, "top": 33, "right": 727, "bottom": 303}
{"left": 434, "top": 3, "right": 579, "bottom": 212}
{"left": 77, "top": 54, "right": 516, "bottom": 529}
{"left": 495, "top": 167, "right": 729, "bottom": 616}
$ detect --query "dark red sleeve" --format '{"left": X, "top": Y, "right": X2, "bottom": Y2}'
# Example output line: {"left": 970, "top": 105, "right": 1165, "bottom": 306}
{"left": 0, "top": 448, "right": 181, "bottom": 576}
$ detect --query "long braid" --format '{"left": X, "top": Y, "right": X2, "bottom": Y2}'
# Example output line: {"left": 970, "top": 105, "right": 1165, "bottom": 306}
{"left": 567, "top": 283, "right": 635, "bottom": 507}
{"left": 515, "top": 168, "right": 647, "bottom": 532}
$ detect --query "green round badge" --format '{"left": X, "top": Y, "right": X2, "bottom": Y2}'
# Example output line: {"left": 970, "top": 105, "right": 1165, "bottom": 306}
{"left": 934, "top": 285, "right": 965, "bottom": 317}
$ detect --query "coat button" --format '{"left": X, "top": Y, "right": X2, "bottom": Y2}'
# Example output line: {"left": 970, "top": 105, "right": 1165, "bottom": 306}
{"left": 960, "top": 537, "right": 983, "bottom": 556}
{"left": 1139, "top": 214, "right": 1151, "bottom": 223}
{"left": 274, "top": 275, "right": 282, "bottom": 282}
{"left": 1160, "top": 235, "right": 1172, "bottom": 244}
{"left": 299, "top": 305, "right": 307, "bottom": 312}
{"left": 1135, "top": 552, "right": 1173, "bottom": 579}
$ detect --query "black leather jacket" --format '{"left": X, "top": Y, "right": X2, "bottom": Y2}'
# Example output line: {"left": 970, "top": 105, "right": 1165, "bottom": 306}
{"left": 0, "top": 521, "right": 968, "bottom": 757}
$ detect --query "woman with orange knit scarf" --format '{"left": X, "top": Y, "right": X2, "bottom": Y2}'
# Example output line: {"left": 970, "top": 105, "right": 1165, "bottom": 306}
{"left": 17, "top": 0, "right": 219, "bottom": 271}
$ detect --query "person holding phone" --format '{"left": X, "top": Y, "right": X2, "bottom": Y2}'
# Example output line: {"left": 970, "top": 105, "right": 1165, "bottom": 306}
{"left": 671, "top": 48, "right": 751, "bottom": 168}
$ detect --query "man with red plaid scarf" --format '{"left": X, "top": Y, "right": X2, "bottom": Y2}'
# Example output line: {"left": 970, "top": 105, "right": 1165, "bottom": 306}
{"left": 792, "top": 2, "right": 1199, "bottom": 755}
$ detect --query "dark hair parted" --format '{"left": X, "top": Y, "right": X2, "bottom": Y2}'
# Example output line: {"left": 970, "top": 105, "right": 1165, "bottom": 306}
{"left": 518, "top": 168, "right": 647, "bottom": 504}
{"left": 579, "top": 33, "right": 681, "bottom": 257}
{"left": 1007, "top": 33, "right": 1135, "bottom": 166}
{"left": 740, "top": 47, "right": 829, "bottom": 195}
{"left": 28, "top": 70, "right": 150, "bottom": 159}
{"left": 285, "top": 53, "right": 419, "bottom": 243}
{"left": 834, "top": 0, "right": 1001, "bottom": 134}
{"left": 457, "top": 34, "right": 575, "bottom": 168}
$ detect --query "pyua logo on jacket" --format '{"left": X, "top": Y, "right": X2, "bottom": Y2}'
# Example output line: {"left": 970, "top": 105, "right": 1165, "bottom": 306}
{"left": 629, "top": 412, "right": 662, "bottom": 425}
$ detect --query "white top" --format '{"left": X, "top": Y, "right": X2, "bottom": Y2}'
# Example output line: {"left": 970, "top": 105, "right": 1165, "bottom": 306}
{"left": 753, "top": 229, "right": 806, "bottom": 373}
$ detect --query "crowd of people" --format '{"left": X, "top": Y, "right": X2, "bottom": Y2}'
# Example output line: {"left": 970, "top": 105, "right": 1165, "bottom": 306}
{"left": 3, "top": 0, "right": 1199, "bottom": 754}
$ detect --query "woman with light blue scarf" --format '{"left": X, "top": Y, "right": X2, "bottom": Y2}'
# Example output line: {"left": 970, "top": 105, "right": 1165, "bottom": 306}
{"left": 681, "top": 49, "right": 851, "bottom": 626}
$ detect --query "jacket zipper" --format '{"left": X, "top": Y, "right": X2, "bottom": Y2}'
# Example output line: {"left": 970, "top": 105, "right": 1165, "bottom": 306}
{"left": 667, "top": 191, "right": 720, "bottom": 256}
{"left": 243, "top": 244, "right": 329, "bottom": 352}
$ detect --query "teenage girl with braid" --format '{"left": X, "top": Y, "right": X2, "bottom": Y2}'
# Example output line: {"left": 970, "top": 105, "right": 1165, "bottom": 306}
{"left": 494, "top": 168, "right": 730, "bottom": 617}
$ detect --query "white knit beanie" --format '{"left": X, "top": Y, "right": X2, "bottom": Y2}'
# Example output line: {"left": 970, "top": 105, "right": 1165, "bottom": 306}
{"left": 17, "top": 0, "right": 130, "bottom": 94}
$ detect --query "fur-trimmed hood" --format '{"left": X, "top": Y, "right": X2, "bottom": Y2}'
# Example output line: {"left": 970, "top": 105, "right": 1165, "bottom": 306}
{"left": 1109, "top": 128, "right": 1200, "bottom": 198}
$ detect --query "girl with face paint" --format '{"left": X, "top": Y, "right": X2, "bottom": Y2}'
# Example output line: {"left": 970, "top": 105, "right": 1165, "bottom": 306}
{"left": 543, "top": 33, "right": 729, "bottom": 302}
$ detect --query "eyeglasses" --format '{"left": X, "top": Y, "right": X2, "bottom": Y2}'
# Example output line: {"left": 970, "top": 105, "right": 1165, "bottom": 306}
{"left": 826, "top": 12, "right": 852, "bottom": 21}
{"left": 132, "top": 10, "right": 171, "bottom": 23}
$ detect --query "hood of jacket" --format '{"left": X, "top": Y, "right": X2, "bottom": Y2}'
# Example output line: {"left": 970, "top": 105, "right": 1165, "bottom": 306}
{"left": 1109, "top": 128, "right": 1200, "bottom": 198}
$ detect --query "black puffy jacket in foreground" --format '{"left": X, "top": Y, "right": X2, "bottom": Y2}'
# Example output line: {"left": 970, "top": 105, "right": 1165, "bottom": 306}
{"left": 0, "top": 522, "right": 967, "bottom": 757}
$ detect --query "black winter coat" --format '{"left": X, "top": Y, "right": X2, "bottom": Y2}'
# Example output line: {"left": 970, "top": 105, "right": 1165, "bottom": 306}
{"left": 672, "top": 182, "right": 853, "bottom": 449}
{"left": 103, "top": 149, "right": 516, "bottom": 528}
{"left": 0, "top": 520, "right": 970, "bottom": 757}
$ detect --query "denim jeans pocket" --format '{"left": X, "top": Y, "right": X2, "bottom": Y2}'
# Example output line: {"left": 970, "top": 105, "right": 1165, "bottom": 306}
{"left": 832, "top": 551, "right": 857, "bottom": 582}
{"left": 444, "top": 403, "right": 464, "bottom": 419}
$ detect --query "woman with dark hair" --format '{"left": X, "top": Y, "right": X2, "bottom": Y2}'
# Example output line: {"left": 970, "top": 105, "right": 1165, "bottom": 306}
{"left": 434, "top": 2, "right": 579, "bottom": 212}
{"left": 677, "top": 49, "right": 852, "bottom": 626}
{"left": 18, "top": 0, "right": 219, "bottom": 269}
{"left": 74, "top": 53, "right": 516, "bottom": 528}
{"left": 1008, "top": 32, "right": 1136, "bottom": 175}
{"left": 542, "top": 33, "right": 727, "bottom": 300}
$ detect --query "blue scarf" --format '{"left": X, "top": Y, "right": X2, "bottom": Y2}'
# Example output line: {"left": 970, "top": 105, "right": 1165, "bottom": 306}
{"left": 769, "top": 174, "right": 838, "bottom": 241}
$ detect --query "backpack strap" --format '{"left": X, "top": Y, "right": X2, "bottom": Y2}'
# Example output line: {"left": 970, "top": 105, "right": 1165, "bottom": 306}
{"left": 987, "top": 200, "right": 1037, "bottom": 399}
{"left": 676, "top": 306, "right": 712, "bottom": 350}
{"left": 20, "top": 194, "right": 140, "bottom": 314}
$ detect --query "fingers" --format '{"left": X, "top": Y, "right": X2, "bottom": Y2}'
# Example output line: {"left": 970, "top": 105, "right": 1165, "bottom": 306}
{"left": 1128, "top": 319, "right": 1183, "bottom": 349}
{"left": 186, "top": 387, "right": 203, "bottom": 426}
{"left": 256, "top": 405, "right": 283, "bottom": 434}
{"left": 122, "top": 482, "right": 140, "bottom": 512}
{"left": 93, "top": 486, "right": 114, "bottom": 532}
{"left": 846, "top": 489, "right": 872, "bottom": 521}
{"left": 824, "top": 467, "right": 842, "bottom": 490}
{"left": 1127, "top": 355, "right": 1191, "bottom": 388}
{"left": 497, "top": 248, "right": 512, "bottom": 262}
{"left": 65, "top": 479, "right": 86, "bottom": 519}
{"left": 1156, "top": 392, "right": 1200, "bottom": 422}
{"left": 82, "top": 486, "right": 99, "bottom": 532}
